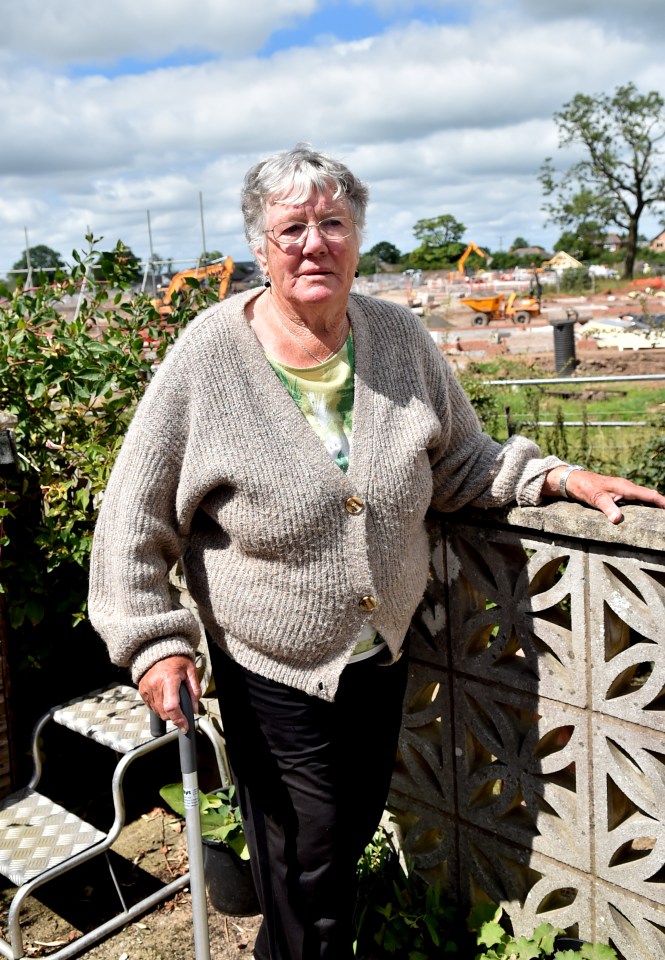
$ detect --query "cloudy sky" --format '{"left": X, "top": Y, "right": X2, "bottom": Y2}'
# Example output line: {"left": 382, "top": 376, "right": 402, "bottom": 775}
{"left": 1, "top": 0, "right": 664, "bottom": 275}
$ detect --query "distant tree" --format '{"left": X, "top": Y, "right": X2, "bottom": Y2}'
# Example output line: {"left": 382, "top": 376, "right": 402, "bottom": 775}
{"left": 200, "top": 250, "right": 224, "bottom": 264}
{"left": 553, "top": 223, "right": 605, "bottom": 262}
{"left": 545, "top": 187, "right": 608, "bottom": 262}
{"left": 410, "top": 214, "right": 466, "bottom": 269}
{"left": 485, "top": 250, "right": 514, "bottom": 271}
{"left": 357, "top": 253, "right": 379, "bottom": 276}
{"left": 11, "top": 245, "right": 64, "bottom": 284}
{"left": 368, "top": 241, "right": 401, "bottom": 264}
{"left": 413, "top": 214, "right": 465, "bottom": 247}
{"left": 541, "top": 83, "right": 665, "bottom": 279}
{"left": 510, "top": 237, "right": 529, "bottom": 251}
{"left": 357, "top": 241, "right": 403, "bottom": 275}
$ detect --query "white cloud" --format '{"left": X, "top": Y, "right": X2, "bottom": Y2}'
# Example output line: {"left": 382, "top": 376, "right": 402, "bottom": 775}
{"left": 0, "top": 0, "right": 317, "bottom": 63}
{"left": 514, "top": 0, "right": 665, "bottom": 35}
{"left": 1, "top": 2, "right": 664, "bottom": 272}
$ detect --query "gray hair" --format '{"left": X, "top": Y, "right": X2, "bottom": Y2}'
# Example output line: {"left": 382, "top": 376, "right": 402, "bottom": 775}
{"left": 241, "top": 143, "right": 369, "bottom": 255}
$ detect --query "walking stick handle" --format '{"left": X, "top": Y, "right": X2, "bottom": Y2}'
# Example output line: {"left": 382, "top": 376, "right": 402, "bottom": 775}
{"left": 149, "top": 710, "right": 167, "bottom": 738}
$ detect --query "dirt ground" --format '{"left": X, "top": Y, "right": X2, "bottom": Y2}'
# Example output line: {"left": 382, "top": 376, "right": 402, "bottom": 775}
{"left": 492, "top": 344, "right": 665, "bottom": 379}
{"left": 0, "top": 806, "right": 261, "bottom": 960}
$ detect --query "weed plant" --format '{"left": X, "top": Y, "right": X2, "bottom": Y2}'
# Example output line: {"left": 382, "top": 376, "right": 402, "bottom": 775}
{"left": 354, "top": 829, "right": 621, "bottom": 958}
{"left": 459, "top": 358, "right": 665, "bottom": 478}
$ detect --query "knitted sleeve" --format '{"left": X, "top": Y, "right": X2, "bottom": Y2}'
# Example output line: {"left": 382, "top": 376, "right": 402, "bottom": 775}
{"left": 399, "top": 308, "right": 564, "bottom": 511}
{"left": 88, "top": 414, "right": 202, "bottom": 682}
{"left": 87, "top": 319, "right": 210, "bottom": 683}
{"left": 427, "top": 360, "right": 563, "bottom": 510}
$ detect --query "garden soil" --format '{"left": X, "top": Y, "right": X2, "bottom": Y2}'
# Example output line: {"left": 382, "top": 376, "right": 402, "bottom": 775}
{"left": 0, "top": 806, "right": 261, "bottom": 960}
{"left": 493, "top": 344, "right": 665, "bottom": 380}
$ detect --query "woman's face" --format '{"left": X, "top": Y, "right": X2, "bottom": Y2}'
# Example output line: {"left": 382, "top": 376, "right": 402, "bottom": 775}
{"left": 255, "top": 187, "right": 360, "bottom": 314}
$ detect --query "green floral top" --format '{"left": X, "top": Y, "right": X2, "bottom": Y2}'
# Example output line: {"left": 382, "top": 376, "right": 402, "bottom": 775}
{"left": 267, "top": 334, "right": 383, "bottom": 660}
{"left": 267, "top": 334, "right": 355, "bottom": 473}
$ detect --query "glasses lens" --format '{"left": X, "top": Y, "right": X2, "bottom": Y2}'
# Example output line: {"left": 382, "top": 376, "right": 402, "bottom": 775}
{"left": 318, "top": 217, "right": 353, "bottom": 240}
{"left": 273, "top": 221, "right": 307, "bottom": 244}
{"left": 272, "top": 218, "right": 354, "bottom": 245}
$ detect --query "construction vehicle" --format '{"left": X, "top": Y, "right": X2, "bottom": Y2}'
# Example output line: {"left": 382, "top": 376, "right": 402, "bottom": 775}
{"left": 151, "top": 256, "right": 234, "bottom": 318}
{"left": 460, "top": 291, "right": 541, "bottom": 325}
{"left": 457, "top": 242, "right": 489, "bottom": 275}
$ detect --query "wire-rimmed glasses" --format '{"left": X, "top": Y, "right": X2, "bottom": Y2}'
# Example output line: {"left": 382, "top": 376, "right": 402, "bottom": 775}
{"left": 264, "top": 216, "right": 357, "bottom": 246}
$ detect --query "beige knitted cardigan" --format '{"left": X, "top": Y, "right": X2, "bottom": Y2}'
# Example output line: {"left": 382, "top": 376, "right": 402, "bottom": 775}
{"left": 88, "top": 288, "right": 561, "bottom": 701}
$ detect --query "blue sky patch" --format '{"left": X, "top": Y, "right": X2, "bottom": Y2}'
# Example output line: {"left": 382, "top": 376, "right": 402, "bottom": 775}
{"left": 261, "top": 3, "right": 466, "bottom": 55}
{"left": 66, "top": 3, "right": 466, "bottom": 77}
{"left": 68, "top": 50, "right": 215, "bottom": 79}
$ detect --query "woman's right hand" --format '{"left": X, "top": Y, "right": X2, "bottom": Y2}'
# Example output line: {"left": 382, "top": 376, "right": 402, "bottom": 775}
{"left": 138, "top": 654, "right": 201, "bottom": 733}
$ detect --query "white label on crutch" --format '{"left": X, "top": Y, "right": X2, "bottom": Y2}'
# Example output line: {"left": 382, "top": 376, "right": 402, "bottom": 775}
{"left": 183, "top": 773, "right": 199, "bottom": 809}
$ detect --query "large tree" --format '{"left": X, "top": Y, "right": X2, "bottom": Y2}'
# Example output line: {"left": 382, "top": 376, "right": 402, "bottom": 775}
{"left": 410, "top": 214, "right": 466, "bottom": 269}
{"left": 368, "top": 241, "right": 401, "bottom": 264}
{"left": 540, "top": 83, "right": 665, "bottom": 279}
{"left": 11, "top": 245, "right": 64, "bottom": 283}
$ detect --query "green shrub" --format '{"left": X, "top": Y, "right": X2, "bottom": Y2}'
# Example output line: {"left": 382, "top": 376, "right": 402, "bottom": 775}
{"left": 558, "top": 268, "right": 593, "bottom": 294}
{"left": 626, "top": 415, "right": 665, "bottom": 491}
{"left": 0, "top": 237, "right": 218, "bottom": 679}
{"left": 354, "top": 828, "right": 467, "bottom": 958}
{"left": 159, "top": 783, "right": 249, "bottom": 858}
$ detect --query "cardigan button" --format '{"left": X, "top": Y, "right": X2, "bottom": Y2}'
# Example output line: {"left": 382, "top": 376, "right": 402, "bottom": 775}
{"left": 345, "top": 496, "right": 365, "bottom": 515}
{"left": 358, "top": 595, "right": 377, "bottom": 612}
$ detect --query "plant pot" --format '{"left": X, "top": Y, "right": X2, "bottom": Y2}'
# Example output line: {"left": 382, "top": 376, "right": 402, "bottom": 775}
{"left": 554, "top": 935, "right": 587, "bottom": 952}
{"left": 202, "top": 838, "right": 260, "bottom": 916}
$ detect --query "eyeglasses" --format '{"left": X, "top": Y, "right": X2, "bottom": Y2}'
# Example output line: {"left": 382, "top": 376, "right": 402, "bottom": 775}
{"left": 265, "top": 216, "right": 357, "bottom": 246}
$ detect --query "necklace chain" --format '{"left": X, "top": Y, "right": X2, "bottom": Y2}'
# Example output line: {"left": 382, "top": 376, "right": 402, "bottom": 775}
{"left": 271, "top": 303, "right": 348, "bottom": 365}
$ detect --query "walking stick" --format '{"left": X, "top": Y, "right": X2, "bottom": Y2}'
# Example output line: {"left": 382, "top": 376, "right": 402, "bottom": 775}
{"left": 151, "top": 687, "right": 211, "bottom": 960}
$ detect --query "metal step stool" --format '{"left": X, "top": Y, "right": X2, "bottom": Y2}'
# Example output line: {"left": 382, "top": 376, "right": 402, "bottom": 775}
{"left": 0, "top": 682, "right": 225, "bottom": 960}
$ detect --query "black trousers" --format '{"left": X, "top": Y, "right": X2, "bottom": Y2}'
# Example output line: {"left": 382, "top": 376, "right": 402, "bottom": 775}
{"left": 210, "top": 644, "right": 408, "bottom": 960}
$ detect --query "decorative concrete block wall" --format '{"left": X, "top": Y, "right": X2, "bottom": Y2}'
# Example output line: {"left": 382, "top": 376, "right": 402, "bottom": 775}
{"left": 389, "top": 503, "right": 665, "bottom": 960}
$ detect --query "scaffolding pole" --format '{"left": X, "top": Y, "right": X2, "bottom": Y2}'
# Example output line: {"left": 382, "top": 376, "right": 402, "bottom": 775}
{"left": 199, "top": 192, "right": 207, "bottom": 267}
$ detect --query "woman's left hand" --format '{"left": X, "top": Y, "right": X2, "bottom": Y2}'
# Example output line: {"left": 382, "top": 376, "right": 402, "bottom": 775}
{"left": 543, "top": 466, "right": 665, "bottom": 524}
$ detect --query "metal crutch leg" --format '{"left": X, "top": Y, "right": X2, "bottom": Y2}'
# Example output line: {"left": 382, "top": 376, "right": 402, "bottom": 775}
{"left": 151, "top": 688, "right": 210, "bottom": 960}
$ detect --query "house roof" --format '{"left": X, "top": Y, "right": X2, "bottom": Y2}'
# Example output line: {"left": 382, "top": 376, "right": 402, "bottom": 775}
{"left": 510, "top": 245, "right": 551, "bottom": 258}
{"left": 543, "top": 251, "right": 584, "bottom": 270}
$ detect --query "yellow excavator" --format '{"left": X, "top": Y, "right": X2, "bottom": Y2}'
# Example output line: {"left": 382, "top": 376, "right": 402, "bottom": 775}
{"left": 151, "top": 256, "right": 234, "bottom": 318}
{"left": 457, "top": 242, "right": 489, "bottom": 275}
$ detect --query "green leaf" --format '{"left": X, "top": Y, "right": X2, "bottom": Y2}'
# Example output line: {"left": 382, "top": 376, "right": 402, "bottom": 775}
{"left": 469, "top": 903, "right": 503, "bottom": 931}
{"left": 158, "top": 783, "right": 247, "bottom": 853}
{"left": 477, "top": 921, "right": 507, "bottom": 949}
{"left": 424, "top": 915, "right": 441, "bottom": 946}
{"left": 534, "top": 923, "right": 561, "bottom": 953}
{"left": 24, "top": 596, "right": 45, "bottom": 625}
{"left": 31, "top": 382, "right": 46, "bottom": 399}
{"left": 579, "top": 944, "right": 619, "bottom": 960}
{"left": 511, "top": 936, "right": 541, "bottom": 959}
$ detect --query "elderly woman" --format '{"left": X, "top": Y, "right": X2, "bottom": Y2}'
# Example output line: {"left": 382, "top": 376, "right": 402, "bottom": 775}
{"left": 89, "top": 144, "right": 665, "bottom": 960}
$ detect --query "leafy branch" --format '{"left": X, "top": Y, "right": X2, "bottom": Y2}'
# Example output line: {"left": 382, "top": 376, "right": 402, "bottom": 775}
{"left": 0, "top": 237, "right": 219, "bottom": 671}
